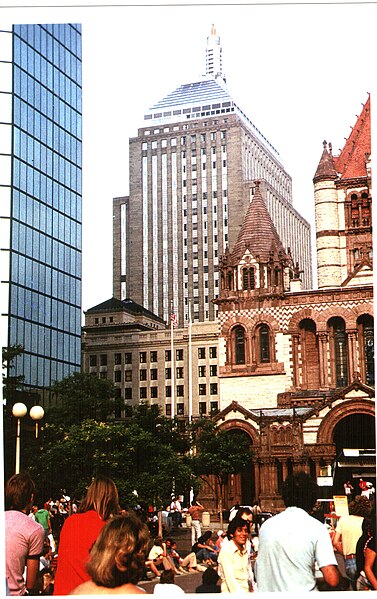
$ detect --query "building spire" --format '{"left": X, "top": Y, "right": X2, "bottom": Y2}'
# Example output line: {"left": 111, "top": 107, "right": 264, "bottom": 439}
{"left": 206, "top": 23, "right": 226, "bottom": 83}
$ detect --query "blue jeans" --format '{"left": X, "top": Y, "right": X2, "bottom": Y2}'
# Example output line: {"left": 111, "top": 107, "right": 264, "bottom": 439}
{"left": 196, "top": 548, "right": 218, "bottom": 562}
{"left": 344, "top": 557, "right": 357, "bottom": 589}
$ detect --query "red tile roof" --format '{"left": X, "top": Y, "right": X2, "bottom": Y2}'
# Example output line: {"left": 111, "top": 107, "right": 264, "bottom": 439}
{"left": 333, "top": 95, "right": 371, "bottom": 179}
{"left": 231, "top": 181, "right": 288, "bottom": 262}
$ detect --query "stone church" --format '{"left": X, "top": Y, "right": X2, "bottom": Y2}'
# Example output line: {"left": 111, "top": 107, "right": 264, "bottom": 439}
{"left": 207, "top": 95, "right": 374, "bottom": 512}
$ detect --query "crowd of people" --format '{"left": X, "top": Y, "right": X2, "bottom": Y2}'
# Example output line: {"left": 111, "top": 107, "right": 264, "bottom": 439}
{"left": 4, "top": 470, "right": 377, "bottom": 594}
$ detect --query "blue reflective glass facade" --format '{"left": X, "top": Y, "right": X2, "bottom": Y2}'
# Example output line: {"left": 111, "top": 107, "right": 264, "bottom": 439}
{"left": 9, "top": 24, "right": 82, "bottom": 389}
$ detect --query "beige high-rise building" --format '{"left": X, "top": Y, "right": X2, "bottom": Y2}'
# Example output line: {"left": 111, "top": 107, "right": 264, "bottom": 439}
{"left": 113, "top": 26, "right": 312, "bottom": 327}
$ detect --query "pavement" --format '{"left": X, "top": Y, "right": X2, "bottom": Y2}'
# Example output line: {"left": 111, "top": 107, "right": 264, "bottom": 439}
{"left": 138, "top": 522, "right": 221, "bottom": 594}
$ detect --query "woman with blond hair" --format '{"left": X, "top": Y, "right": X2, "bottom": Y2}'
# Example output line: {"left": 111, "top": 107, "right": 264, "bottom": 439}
{"left": 71, "top": 513, "right": 149, "bottom": 594}
{"left": 53, "top": 476, "right": 120, "bottom": 595}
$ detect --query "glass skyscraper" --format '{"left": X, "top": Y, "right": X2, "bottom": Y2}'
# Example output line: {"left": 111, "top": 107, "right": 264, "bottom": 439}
{"left": 0, "top": 24, "right": 82, "bottom": 396}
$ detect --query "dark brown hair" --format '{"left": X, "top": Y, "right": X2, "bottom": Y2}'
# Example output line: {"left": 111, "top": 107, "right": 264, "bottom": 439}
{"left": 5, "top": 472, "right": 35, "bottom": 511}
{"left": 87, "top": 513, "right": 150, "bottom": 587}
{"left": 78, "top": 476, "right": 120, "bottom": 521}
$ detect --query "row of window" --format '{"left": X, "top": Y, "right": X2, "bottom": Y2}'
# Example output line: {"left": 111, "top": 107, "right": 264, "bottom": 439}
{"left": 114, "top": 386, "right": 219, "bottom": 413}
{"left": 110, "top": 365, "right": 218, "bottom": 382}
{"left": 89, "top": 346, "right": 217, "bottom": 367}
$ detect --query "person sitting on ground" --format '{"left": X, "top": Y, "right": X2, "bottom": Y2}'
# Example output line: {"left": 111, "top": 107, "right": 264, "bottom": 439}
{"left": 53, "top": 475, "right": 120, "bottom": 595}
{"left": 70, "top": 513, "right": 149, "bottom": 594}
{"left": 215, "top": 530, "right": 226, "bottom": 551}
{"left": 145, "top": 536, "right": 177, "bottom": 578}
{"left": 166, "top": 538, "right": 198, "bottom": 572}
{"left": 5, "top": 472, "right": 45, "bottom": 596}
{"left": 195, "top": 566, "right": 221, "bottom": 593}
{"left": 153, "top": 569, "right": 185, "bottom": 595}
{"left": 192, "top": 531, "right": 219, "bottom": 565}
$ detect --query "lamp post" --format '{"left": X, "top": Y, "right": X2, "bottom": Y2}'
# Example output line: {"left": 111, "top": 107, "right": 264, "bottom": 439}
{"left": 11, "top": 403, "right": 45, "bottom": 474}
{"left": 30, "top": 405, "right": 45, "bottom": 439}
{"left": 12, "top": 402, "right": 27, "bottom": 475}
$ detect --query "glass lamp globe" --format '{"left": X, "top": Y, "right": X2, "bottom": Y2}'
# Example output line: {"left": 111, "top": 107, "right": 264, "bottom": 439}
{"left": 30, "top": 405, "right": 45, "bottom": 421}
{"left": 12, "top": 403, "right": 27, "bottom": 418}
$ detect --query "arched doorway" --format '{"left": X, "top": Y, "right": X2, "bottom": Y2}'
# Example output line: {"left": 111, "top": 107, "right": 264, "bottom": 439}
{"left": 222, "top": 428, "right": 254, "bottom": 508}
{"left": 332, "top": 413, "right": 376, "bottom": 494}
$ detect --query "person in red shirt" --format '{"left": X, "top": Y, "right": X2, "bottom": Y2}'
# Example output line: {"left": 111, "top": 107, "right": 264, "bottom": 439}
{"left": 53, "top": 476, "right": 120, "bottom": 595}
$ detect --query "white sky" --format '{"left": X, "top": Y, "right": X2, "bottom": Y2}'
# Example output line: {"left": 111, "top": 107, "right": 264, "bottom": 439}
{"left": 1, "top": 1, "right": 376, "bottom": 317}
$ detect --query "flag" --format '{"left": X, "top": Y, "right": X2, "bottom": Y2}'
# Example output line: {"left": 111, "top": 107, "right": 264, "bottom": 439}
{"left": 170, "top": 311, "right": 178, "bottom": 328}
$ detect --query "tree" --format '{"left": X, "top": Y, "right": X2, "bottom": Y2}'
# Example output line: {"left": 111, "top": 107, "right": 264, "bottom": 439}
{"left": 48, "top": 372, "right": 122, "bottom": 426}
{"left": 190, "top": 419, "right": 254, "bottom": 528}
{"left": 28, "top": 404, "right": 195, "bottom": 509}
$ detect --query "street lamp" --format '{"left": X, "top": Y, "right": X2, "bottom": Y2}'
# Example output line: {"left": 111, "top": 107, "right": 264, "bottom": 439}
{"left": 11, "top": 403, "right": 45, "bottom": 474}
{"left": 12, "top": 402, "right": 27, "bottom": 475}
{"left": 30, "top": 405, "right": 45, "bottom": 439}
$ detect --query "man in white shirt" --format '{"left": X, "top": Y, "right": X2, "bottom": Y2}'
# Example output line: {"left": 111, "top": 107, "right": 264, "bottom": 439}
{"left": 255, "top": 471, "right": 340, "bottom": 592}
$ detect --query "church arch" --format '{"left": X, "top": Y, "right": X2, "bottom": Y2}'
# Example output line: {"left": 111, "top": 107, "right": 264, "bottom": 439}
{"left": 316, "top": 399, "right": 375, "bottom": 445}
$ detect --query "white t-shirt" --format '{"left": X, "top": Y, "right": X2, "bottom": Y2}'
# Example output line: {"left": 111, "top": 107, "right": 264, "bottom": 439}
{"left": 153, "top": 582, "right": 185, "bottom": 595}
{"left": 255, "top": 506, "right": 337, "bottom": 592}
{"left": 148, "top": 545, "right": 163, "bottom": 560}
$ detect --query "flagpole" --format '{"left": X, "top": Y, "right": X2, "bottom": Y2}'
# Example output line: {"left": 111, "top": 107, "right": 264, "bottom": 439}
{"left": 171, "top": 300, "right": 175, "bottom": 419}
{"left": 188, "top": 299, "right": 193, "bottom": 422}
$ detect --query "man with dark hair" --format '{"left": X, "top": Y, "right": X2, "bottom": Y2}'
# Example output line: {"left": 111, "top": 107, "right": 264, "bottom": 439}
{"left": 255, "top": 471, "right": 340, "bottom": 591}
{"left": 5, "top": 472, "right": 45, "bottom": 595}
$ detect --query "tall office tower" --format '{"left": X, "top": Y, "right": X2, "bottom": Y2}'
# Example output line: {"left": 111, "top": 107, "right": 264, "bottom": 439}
{"left": 0, "top": 24, "right": 82, "bottom": 399}
{"left": 113, "top": 26, "right": 311, "bottom": 325}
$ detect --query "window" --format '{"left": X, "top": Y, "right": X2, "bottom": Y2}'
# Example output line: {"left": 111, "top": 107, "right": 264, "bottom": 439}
{"left": 166, "top": 385, "right": 172, "bottom": 397}
{"left": 198, "top": 347, "right": 206, "bottom": 359}
{"left": 89, "top": 355, "right": 97, "bottom": 367}
{"left": 151, "top": 387, "right": 158, "bottom": 399}
{"left": 139, "top": 352, "right": 147, "bottom": 363}
{"left": 100, "top": 372, "right": 107, "bottom": 379}
{"left": 177, "top": 385, "right": 184, "bottom": 397}
{"left": 176, "top": 348, "right": 184, "bottom": 361}
{"left": 210, "top": 401, "right": 219, "bottom": 414}
{"left": 176, "top": 367, "right": 184, "bottom": 378}
{"left": 199, "top": 383, "right": 206, "bottom": 395}
{"left": 114, "top": 353, "right": 122, "bottom": 365}
{"left": 198, "top": 365, "right": 206, "bottom": 377}
{"left": 100, "top": 354, "right": 107, "bottom": 366}
{"left": 210, "top": 365, "right": 217, "bottom": 376}
{"left": 125, "top": 352, "right": 132, "bottom": 364}
{"left": 259, "top": 324, "right": 270, "bottom": 362}
{"left": 166, "top": 404, "right": 172, "bottom": 417}
{"left": 165, "top": 368, "right": 171, "bottom": 379}
{"left": 125, "top": 388, "right": 132, "bottom": 400}
{"left": 125, "top": 370, "right": 132, "bottom": 382}
{"left": 140, "top": 369, "right": 147, "bottom": 381}
{"left": 177, "top": 403, "right": 184, "bottom": 415}
{"left": 199, "top": 402, "right": 207, "bottom": 415}
{"left": 114, "top": 371, "right": 122, "bottom": 383}
{"left": 358, "top": 315, "right": 374, "bottom": 385}
{"left": 165, "top": 350, "right": 171, "bottom": 361}
{"left": 209, "top": 347, "right": 217, "bottom": 359}
{"left": 150, "top": 350, "right": 157, "bottom": 362}
{"left": 150, "top": 368, "right": 158, "bottom": 380}
{"left": 210, "top": 383, "right": 218, "bottom": 395}
{"left": 140, "top": 387, "right": 147, "bottom": 399}
{"left": 234, "top": 326, "right": 245, "bottom": 364}
{"left": 329, "top": 317, "right": 348, "bottom": 387}
{"left": 243, "top": 267, "right": 255, "bottom": 290}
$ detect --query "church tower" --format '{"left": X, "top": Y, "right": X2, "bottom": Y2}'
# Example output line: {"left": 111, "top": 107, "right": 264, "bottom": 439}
{"left": 313, "top": 96, "right": 372, "bottom": 289}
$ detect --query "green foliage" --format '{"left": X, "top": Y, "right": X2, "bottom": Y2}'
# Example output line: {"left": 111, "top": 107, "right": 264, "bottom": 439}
{"left": 190, "top": 418, "right": 253, "bottom": 485}
{"left": 2, "top": 344, "right": 25, "bottom": 405}
{"left": 47, "top": 372, "right": 122, "bottom": 426}
{"left": 29, "top": 402, "right": 195, "bottom": 508}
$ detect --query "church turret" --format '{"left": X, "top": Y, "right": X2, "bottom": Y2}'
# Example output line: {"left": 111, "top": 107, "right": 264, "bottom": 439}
{"left": 314, "top": 96, "right": 372, "bottom": 289}
{"left": 218, "top": 181, "right": 296, "bottom": 302}
{"left": 313, "top": 140, "right": 342, "bottom": 289}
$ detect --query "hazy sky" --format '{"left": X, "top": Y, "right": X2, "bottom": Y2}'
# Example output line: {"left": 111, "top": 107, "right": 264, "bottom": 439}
{"left": 1, "top": 1, "right": 376, "bottom": 317}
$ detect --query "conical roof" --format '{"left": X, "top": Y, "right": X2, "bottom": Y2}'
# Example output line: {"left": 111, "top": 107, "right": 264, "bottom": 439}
{"left": 231, "top": 182, "right": 288, "bottom": 262}
{"left": 313, "top": 141, "right": 338, "bottom": 182}
{"left": 333, "top": 95, "right": 371, "bottom": 179}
